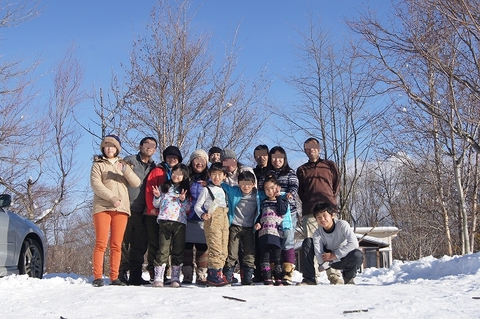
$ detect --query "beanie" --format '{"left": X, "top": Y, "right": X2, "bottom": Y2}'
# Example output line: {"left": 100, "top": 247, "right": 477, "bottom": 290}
{"left": 220, "top": 148, "right": 237, "bottom": 162}
{"left": 163, "top": 145, "right": 183, "bottom": 163}
{"left": 208, "top": 146, "right": 222, "bottom": 155}
{"left": 100, "top": 134, "right": 121, "bottom": 155}
{"left": 188, "top": 149, "right": 209, "bottom": 166}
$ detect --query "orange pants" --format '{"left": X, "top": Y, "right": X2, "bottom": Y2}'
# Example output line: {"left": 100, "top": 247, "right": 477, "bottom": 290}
{"left": 92, "top": 211, "right": 128, "bottom": 281}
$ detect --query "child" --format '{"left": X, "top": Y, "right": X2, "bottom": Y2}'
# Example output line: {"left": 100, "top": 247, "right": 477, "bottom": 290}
{"left": 151, "top": 163, "right": 191, "bottom": 287}
{"left": 221, "top": 171, "right": 261, "bottom": 285}
{"left": 194, "top": 163, "right": 229, "bottom": 286}
{"left": 90, "top": 135, "right": 141, "bottom": 287}
{"left": 312, "top": 203, "right": 363, "bottom": 284}
{"left": 145, "top": 145, "right": 183, "bottom": 281}
{"left": 254, "top": 174, "right": 289, "bottom": 285}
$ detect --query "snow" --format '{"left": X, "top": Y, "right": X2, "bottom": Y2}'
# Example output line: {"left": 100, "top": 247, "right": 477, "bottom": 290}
{"left": 1, "top": 253, "right": 479, "bottom": 319}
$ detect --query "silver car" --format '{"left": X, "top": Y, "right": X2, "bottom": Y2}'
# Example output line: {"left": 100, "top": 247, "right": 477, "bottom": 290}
{"left": 0, "top": 194, "right": 47, "bottom": 278}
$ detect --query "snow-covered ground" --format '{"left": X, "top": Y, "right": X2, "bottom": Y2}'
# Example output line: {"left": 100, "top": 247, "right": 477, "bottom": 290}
{"left": 1, "top": 253, "right": 479, "bottom": 319}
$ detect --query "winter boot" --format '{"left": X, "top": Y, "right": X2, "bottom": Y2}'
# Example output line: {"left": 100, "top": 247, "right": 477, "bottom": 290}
{"left": 196, "top": 267, "right": 208, "bottom": 285}
{"left": 241, "top": 267, "right": 254, "bottom": 285}
{"left": 152, "top": 263, "right": 166, "bottom": 288}
{"left": 182, "top": 265, "right": 193, "bottom": 284}
{"left": 345, "top": 278, "right": 356, "bottom": 285}
{"left": 118, "top": 269, "right": 129, "bottom": 285}
{"left": 110, "top": 279, "right": 127, "bottom": 286}
{"left": 206, "top": 268, "right": 229, "bottom": 287}
{"left": 92, "top": 278, "right": 104, "bottom": 287}
{"left": 128, "top": 269, "right": 150, "bottom": 286}
{"left": 273, "top": 265, "right": 284, "bottom": 286}
{"left": 148, "top": 268, "right": 155, "bottom": 283}
{"left": 171, "top": 264, "right": 182, "bottom": 288}
{"left": 326, "top": 268, "right": 344, "bottom": 285}
{"left": 223, "top": 266, "right": 237, "bottom": 284}
{"left": 261, "top": 263, "right": 273, "bottom": 285}
{"left": 282, "top": 262, "right": 295, "bottom": 286}
{"left": 164, "top": 263, "right": 171, "bottom": 285}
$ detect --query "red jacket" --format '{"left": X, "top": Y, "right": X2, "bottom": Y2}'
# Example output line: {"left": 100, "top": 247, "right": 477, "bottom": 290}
{"left": 145, "top": 166, "right": 167, "bottom": 216}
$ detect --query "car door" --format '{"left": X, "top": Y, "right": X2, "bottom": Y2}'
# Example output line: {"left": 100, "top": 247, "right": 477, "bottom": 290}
{"left": 0, "top": 208, "right": 15, "bottom": 273}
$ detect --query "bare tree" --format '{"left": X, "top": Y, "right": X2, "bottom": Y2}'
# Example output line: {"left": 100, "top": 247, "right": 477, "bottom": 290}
{"left": 281, "top": 15, "right": 384, "bottom": 222}
{"left": 349, "top": 0, "right": 480, "bottom": 254}
{"left": 0, "top": 0, "right": 40, "bottom": 29}
{"left": 120, "top": 0, "right": 270, "bottom": 159}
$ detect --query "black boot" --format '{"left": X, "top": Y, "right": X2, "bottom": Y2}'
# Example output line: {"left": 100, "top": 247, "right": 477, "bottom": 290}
{"left": 128, "top": 268, "right": 150, "bottom": 286}
{"left": 241, "top": 267, "right": 254, "bottom": 285}
{"left": 223, "top": 266, "right": 238, "bottom": 284}
{"left": 118, "top": 269, "right": 129, "bottom": 285}
{"left": 273, "top": 265, "right": 283, "bottom": 286}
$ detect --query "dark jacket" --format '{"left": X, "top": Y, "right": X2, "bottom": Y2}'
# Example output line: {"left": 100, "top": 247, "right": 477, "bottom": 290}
{"left": 124, "top": 153, "right": 156, "bottom": 214}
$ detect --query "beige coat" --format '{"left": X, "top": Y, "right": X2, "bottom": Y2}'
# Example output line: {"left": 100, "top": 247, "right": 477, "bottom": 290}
{"left": 90, "top": 155, "right": 141, "bottom": 216}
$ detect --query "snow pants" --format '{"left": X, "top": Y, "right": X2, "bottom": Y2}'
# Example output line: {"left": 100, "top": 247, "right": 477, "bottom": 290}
{"left": 203, "top": 207, "right": 229, "bottom": 269}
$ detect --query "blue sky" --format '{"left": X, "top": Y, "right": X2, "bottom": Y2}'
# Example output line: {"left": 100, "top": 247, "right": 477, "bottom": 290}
{"left": 2, "top": 0, "right": 387, "bottom": 167}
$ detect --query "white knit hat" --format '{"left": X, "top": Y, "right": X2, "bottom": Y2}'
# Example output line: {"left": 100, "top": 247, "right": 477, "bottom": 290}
{"left": 188, "top": 149, "right": 209, "bottom": 166}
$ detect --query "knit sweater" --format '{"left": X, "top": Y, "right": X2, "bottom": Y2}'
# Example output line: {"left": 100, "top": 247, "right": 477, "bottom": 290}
{"left": 257, "top": 198, "right": 286, "bottom": 248}
{"left": 296, "top": 158, "right": 340, "bottom": 216}
{"left": 90, "top": 155, "right": 141, "bottom": 216}
{"left": 269, "top": 168, "right": 300, "bottom": 217}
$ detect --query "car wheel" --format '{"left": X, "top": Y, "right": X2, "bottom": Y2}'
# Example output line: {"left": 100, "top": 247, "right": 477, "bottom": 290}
{"left": 18, "top": 238, "right": 44, "bottom": 279}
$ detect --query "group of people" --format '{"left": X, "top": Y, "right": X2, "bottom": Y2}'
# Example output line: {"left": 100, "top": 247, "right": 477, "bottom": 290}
{"left": 89, "top": 135, "right": 364, "bottom": 288}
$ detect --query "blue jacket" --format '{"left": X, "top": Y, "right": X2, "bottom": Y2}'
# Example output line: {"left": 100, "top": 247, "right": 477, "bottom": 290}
{"left": 221, "top": 183, "right": 262, "bottom": 229}
{"left": 188, "top": 179, "right": 204, "bottom": 221}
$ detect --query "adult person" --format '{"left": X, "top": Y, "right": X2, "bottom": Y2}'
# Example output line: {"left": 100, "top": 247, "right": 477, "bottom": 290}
{"left": 119, "top": 137, "right": 157, "bottom": 285}
{"left": 145, "top": 145, "right": 183, "bottom": 281}
{"left": 252, "top": 144, "right": 269, "bottom": 282}
{"left": 90, "top": 135, "right": 141, "bottom": 287}
{"left": 208, "top": 146, "right": 222, "bottom": 165}
{"left": 183, "top": 149, "right": 210, "bottom": 285}
{"left": 253, "top": 144, "right": 269, "bottom": 190}
{"left": 266, "top": 146, "right": 299, "bottom": 285}
{"left": 221, "top": 148, "right": 256, "bottom": 187}
{"left": 296, "top": 137, "right": 341, "bottom": 285}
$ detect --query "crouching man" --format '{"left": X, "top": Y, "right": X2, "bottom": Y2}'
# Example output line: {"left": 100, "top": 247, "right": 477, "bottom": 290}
{"left": 312, "top": 203, "right": 363, "bottom": 284}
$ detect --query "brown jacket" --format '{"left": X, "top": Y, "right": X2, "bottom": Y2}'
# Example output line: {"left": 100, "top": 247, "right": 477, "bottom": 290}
{"left": 90, "top": 155, "right": 141, "bottom": 216}
{"left": 296, "top": 158, "right": 340, "bottom": 216}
